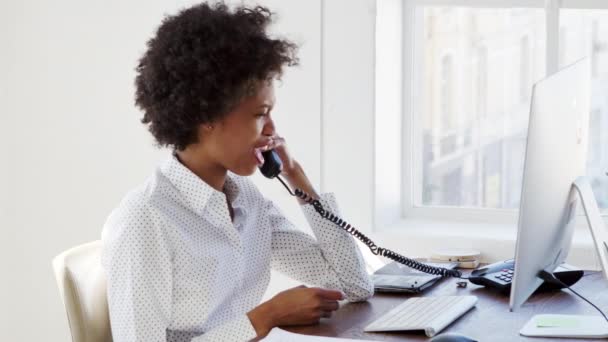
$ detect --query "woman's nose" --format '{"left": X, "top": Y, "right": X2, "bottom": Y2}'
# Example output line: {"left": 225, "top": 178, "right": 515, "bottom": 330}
{"left": 262, "top": 117, "right": 276, "bottom": 136}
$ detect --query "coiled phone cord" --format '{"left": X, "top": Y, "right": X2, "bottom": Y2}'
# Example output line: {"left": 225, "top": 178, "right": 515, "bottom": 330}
{"left": 275, "top": 175, "right": 465, "bottom": 279}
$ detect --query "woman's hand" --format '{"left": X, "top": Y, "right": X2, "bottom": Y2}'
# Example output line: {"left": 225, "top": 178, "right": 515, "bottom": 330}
{"left": 262, "top": 134, "right": 296, "bottom": 175}
{"left": 247, "top": 285, "right": 344, "bottom": 337}
{"left": 268, "top": 285, "right": 344, "bottom": 325}
{"left": 261, "top": 133, "right": 320, "bottom": 202}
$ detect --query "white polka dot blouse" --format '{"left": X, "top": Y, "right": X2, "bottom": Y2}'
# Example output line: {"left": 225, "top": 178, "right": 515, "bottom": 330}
{"left": 101, "top": 153, "right": 374, "bottom": 341}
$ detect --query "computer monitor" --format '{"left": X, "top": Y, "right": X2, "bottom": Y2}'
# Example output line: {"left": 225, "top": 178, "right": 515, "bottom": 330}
{"left": 509, "top": 58, "right": 591, "bottom": 312}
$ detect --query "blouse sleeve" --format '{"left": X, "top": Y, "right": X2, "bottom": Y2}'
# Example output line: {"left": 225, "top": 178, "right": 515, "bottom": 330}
{"left": 268, "top": 193, "right": 374, "bottom": 302}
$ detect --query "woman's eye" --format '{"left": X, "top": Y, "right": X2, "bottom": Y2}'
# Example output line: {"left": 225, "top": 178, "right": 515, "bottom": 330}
{"left": 256, "top": 113, "right": 267, "bottom": 118}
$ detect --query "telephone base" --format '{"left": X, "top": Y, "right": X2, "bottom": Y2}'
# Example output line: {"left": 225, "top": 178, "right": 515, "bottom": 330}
{"left": 469, "top": 260, "right": 583, "bottom": 294}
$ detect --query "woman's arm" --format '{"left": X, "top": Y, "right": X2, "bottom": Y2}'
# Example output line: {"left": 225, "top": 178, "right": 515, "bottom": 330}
{"left": 246, "top": 286, "right": 343, "bottom": 337}
{"left": 260, "top": 136, "right": 373, "bottom": 299}
{"left": 265, "top": 162, "right": 374, "bottom": 302}
{"left": 268, "top": 194, "right": 375, "bottom": 302}
{"left": 280, "top": 161, "right": 320, "bottom": 204}
{"left": 102, "top": 203, "right": 173, "bottom": 342}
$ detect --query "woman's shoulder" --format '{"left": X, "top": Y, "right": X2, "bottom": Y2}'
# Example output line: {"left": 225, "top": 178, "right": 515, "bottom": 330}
{"left": 120, "top": 174, "right": 160, "bottom": 210}
{"left": 102, "top": 176, "right": 163, "bottom": 240}
{"left": 100, "top": 177, "right": 176, "bottom": 265}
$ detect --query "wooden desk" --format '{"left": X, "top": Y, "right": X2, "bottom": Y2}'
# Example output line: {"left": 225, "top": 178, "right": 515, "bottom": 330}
{"left": 285, "top": 271, "right": 607, "bottom": 341}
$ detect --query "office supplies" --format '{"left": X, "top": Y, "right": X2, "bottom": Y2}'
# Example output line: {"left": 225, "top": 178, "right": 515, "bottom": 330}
{"left": 451, "top": 260, "right": 479, "bottom": 269}
{"left": 372, "top": 261, "right": 457, "bottom": 293}
{"left": 430, "top": 249, "right": 480, "bottom": 262}
{"left": 281, "top": 273, "right": 607, "bottom": 339}
{"left": 428, "top": 257, "right": 479, "bottom": 269}
{"left": 363, "top": 296, "right": 478, "bottom": 337}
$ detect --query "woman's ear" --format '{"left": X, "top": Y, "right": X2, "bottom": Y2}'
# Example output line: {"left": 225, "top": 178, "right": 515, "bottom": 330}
{"left": 195, "top": 124, "right": 215, "bottom": 144}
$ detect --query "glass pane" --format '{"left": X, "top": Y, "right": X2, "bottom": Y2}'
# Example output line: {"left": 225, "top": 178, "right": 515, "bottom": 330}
{"left": 417, "top": 7, "right": 546, "bottom": 208}
{"left": 560, "top": 9, "right": 608, "bottom": 212}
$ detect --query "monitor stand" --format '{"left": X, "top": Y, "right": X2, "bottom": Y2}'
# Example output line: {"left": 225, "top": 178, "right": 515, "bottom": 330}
{"left": 520, "top": 176, "right": 608, "bottom": 338}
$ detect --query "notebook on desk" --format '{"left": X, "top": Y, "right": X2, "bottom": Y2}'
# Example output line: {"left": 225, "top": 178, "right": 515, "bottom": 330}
{"left": 372, "top": 261, "right": 458, "bottom": 293}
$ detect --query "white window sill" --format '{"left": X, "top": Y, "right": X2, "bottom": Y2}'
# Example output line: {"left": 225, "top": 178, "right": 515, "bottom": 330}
{"left": 365, "top": 219, "right": 602, "bottom": 270}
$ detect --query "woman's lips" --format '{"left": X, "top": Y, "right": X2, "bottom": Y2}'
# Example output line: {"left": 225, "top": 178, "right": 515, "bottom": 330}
{"left": 254, "top": 147, "right": 265, "bottom": 166}
{"left": 253, "top": 138, "right": 272, "bottom": 166}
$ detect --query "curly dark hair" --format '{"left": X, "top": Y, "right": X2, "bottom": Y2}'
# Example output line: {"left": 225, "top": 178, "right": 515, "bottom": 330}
{"left": 135, "top": 2, "right": 298, "bottom": 151}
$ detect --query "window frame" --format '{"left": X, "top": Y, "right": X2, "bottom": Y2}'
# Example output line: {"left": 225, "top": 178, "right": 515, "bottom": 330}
{"left": 401, "top": 0, "right": 608, "bottom": 225}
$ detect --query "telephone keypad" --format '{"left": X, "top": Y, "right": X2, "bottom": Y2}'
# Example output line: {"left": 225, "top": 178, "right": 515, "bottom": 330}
{"left": 492, "top": 266, "right": 515, "bottom": 283}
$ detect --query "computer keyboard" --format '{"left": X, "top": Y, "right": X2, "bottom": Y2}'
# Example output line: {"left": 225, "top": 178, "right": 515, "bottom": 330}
{"left": 364, "top": 295, "right": 478, "bottom": 337}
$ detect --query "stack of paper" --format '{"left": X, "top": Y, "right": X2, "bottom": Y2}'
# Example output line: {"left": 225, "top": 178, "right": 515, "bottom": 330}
{"left": 261, "top": 328, "right": 381, "bottom": 341}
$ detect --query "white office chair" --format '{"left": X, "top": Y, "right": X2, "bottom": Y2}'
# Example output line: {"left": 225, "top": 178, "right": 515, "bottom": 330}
{"left": 53, "top": 240, "right": 112, "bottom": 342}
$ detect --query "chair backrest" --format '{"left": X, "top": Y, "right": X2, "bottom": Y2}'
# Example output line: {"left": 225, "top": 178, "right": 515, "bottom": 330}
{"left": 53, "top": 240, "right": 112, "bottom": 342}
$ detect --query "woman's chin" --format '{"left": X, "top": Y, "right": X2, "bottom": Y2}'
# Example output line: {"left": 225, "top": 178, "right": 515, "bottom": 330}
{"left": 230, "top": 163, "right": 259, "bottom": 177}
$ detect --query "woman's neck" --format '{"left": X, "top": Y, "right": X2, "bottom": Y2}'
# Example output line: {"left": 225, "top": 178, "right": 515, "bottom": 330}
{"left": 175, "top": 147, "right": 227, "bottom": 193}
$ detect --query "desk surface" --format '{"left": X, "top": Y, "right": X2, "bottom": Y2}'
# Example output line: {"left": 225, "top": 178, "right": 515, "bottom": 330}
{"left": 285, "top": 271, "right": 607, "bottom": 341}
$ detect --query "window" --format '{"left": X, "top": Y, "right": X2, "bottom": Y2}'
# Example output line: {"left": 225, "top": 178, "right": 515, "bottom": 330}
{"left": 440, "top": 55, "right": 455, "bottom": 134}
{"left": 417, "top": 6, "right": 545, "bottom": 210}
{"left": 405, "top": 0, "right": 608, "bottom": 221}
{"left": 476, "top": 46, "right": 488, "bottom": 118}
{"left": 560, "top": 9, "right": 608, "bottom": 210}
{"left": 519, "top": 36, "right": 531, "bottom": 101}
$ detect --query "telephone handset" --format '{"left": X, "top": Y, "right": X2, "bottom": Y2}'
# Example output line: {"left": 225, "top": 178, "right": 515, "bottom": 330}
{"left": 259, "top": 150, "right": 283, "bottom": 179}
{"left": 259, "top": 149, "right": 464, "bottom": 279}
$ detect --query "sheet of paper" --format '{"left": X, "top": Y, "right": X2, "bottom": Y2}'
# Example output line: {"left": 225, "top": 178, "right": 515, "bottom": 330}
{"left": 260, "top": 328, "right": 381, "bottom": 342}
{"left": 535, "top": 315, "right": 581, "bottom": 328}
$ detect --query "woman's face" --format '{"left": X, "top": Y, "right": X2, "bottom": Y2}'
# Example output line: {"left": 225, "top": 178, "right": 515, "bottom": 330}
{"left": 206, "top": 82, "right": 276, "bottom": 176}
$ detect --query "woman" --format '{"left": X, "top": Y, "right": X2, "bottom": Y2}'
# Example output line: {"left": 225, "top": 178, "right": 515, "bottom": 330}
{"left": 101, "top": 3, "right": 373, "bottom": 341}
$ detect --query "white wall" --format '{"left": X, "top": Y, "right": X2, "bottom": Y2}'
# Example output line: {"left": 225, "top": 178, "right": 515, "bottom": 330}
{"left": 2, "top": 2, "right": 176, "bottom": 340}
{"left": 0, "top": 1, "right": 323, "bottom": 340}
{"left": 0, "top": 0, "right": 10, "bottom": 330}
{"left": 322, "top": 0, "right": 377, "bottom": 233}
